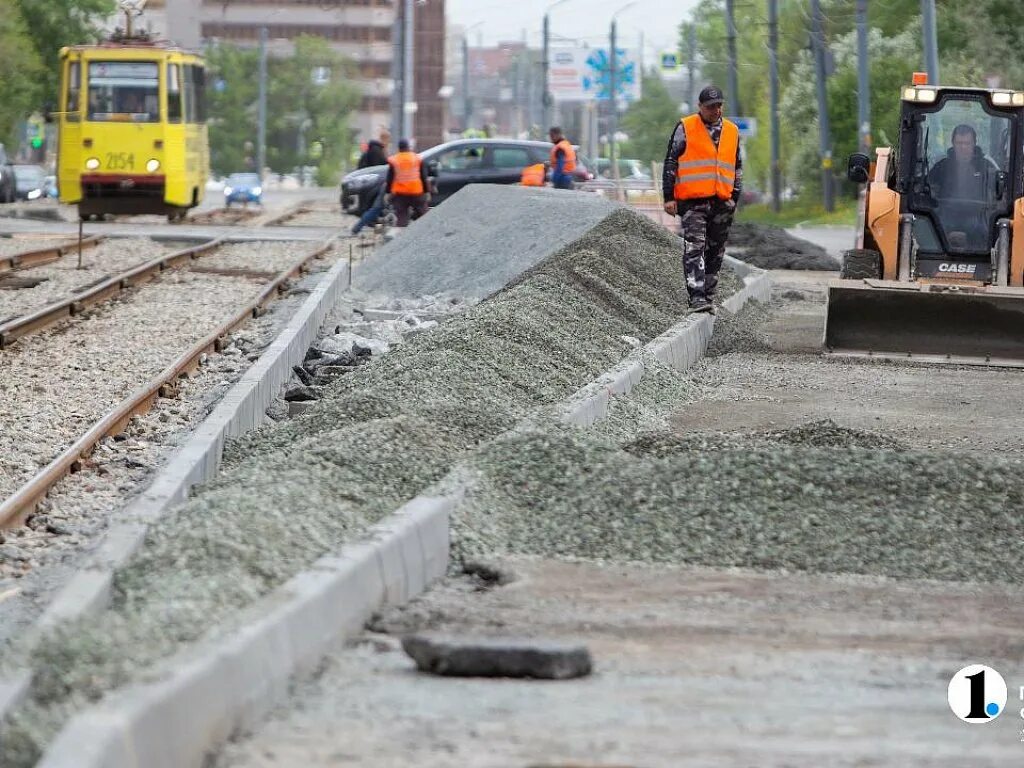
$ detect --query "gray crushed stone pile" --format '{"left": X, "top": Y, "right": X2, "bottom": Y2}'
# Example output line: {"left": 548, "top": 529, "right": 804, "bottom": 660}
{"left": 728, "top": 222, "right": 838, "bottom": 270}
{"left": 0, "top": 204, "right": 696, "bottom": 767}
{"left": 354, "top": 184, "right": 620, "bottom": 298}
{"left": 452, "top": 419, "right": 1024, "bottom": 583}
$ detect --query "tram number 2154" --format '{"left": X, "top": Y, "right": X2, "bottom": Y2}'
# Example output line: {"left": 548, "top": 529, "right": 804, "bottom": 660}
{"left": 106, "top": 153, "right": 136, "bottom": 171}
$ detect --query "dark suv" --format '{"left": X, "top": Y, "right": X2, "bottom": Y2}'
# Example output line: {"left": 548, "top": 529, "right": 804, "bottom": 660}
{"left": 340, "top": 138, "right": 594, "bottom": 215}
{"left": 0, "top": 145, "right": 15, "bottom": 203}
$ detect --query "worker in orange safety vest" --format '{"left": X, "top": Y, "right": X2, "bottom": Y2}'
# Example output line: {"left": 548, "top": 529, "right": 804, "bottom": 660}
{"left": 662, "top": 85, "right": 743, "bottom": 314}
{"left": 520, "top": 162, "right": 547, "bottom": 187}
{"left": 548, "top": 127, "right": 577, "bottom": 189}
{"left": 386, "top": 139, "right": 430, "bottom": 227}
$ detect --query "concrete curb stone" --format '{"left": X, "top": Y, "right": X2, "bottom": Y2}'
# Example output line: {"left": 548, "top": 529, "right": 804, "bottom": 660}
{"left": 37, "top": 495, "right": 454, "bottom": 768}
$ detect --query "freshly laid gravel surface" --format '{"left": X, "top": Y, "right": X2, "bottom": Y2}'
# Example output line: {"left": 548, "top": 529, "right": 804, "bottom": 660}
{"left": 728, "top": 222, "right": 838, "bottom": 270}
{"left": 356, "top": 185, "right": 620, "bottom": 298}
{"left": 0, "top": 271, "right": 267, "bottom": 506}
{"left": 451, "top": 420, "right": 1024, "bottom": 581}
{"left": 0, "top": 205, "right": 693, "bottom": 767}
{"left": 0, "top": 238, "right": 184, "bottom": 322}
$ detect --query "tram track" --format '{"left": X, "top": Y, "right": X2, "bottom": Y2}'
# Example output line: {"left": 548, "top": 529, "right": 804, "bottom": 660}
{"left": 0, "top": 234, "right": 103, "bottom": 275}
{"left": 0, "top": 237, "right": 336, "bottom": 528}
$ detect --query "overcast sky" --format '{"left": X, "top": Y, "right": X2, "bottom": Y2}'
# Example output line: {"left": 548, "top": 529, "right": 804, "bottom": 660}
{"left": 446, "top": 0, "right": 702, "bottom": 63}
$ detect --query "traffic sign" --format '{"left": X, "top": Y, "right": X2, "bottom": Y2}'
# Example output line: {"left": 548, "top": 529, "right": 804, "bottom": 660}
{"left": 660, "top": 52, "right": 679, "bottom": 72}
{"left": 730, "top": 116, "right": 758, "bottom": 138}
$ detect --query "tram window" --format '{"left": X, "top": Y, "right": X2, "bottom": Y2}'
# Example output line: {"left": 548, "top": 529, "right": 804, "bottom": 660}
{"left": 66, "top": 62, "right": 81, "bottom": 122}
{"left": 194, "top": 67, "right": 207, "bottom": 123}
{"left": 167, "top": 64, "right": 183, "bottom": 123}
{"left": 87, "top": 61, "right": 159, "bottom": 122}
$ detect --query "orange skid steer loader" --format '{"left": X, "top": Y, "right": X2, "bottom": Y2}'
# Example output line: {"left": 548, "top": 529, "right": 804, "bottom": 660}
{"left": 825, "top": 76, "right": 1024, "bottom": 365}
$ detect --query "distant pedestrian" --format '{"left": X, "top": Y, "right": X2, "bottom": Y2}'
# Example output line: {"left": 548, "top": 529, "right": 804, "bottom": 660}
{"left": 662, "top": 85, "right": 743, "bottom": 313}
{"left": 548, "top": 127, "right": 577, "bottom": 190}
{"left": 350, "top": 183, "right": 386, "bottom": 236}
{"left": 386, "top": 139, "right": 429, "bottom": 227}
{"left": 357, "top": 139, "right": 388, "bottom": 169}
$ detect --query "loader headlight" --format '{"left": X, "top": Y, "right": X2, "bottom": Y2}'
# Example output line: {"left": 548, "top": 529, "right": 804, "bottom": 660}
{"left": 992, "top": 91, "right": 1013, "bottom": 106}
{"left": 1013, "top": 93, "right": 1024, "bottom": 106}
{"left": 146, "top": 158, "right": 160, "bottom": 172}
{"left": 85, "top": 157, "right": 100, "bottom": 170}
{"left": 903, "top": 87, "right": 937, "bottom": 103}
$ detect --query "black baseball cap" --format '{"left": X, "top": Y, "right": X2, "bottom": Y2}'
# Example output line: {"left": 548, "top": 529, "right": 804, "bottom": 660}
{"left": 699, "top": 86, "right": 725, "bottom": 106}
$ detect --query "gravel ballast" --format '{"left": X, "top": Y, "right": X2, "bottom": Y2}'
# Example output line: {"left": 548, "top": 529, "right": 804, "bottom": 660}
{"left": 0, "top": 238, "right": 185, "bottom": 323}
{"left": 0, "top": 203, "right": 697, "bottom": 766}
{"left": 355, "top": 184, "right": 620, "bottom": 298}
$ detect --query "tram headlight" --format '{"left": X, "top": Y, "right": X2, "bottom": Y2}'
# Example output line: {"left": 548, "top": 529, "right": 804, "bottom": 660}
{"left": 146, "top": 158, "right": 161, "bottom": 172}
{"left": 85, "top": 157, "right": 100, "bottom": 170}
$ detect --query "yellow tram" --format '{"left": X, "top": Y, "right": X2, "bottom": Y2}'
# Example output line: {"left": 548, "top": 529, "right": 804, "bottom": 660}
{"left": 57, "top": 30, "right": 209, "bottom": 221}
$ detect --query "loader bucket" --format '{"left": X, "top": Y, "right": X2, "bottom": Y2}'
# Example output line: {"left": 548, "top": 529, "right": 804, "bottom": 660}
{"left": 824, "top": 280, "right": 1024, "bottom": 366}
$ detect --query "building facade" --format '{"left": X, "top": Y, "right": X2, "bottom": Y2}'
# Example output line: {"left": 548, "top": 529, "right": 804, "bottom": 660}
{"left": 127, "top": 0, "right": 444, "bottom": 151}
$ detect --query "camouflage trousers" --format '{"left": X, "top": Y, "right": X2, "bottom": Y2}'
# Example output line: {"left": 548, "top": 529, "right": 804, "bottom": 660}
{"left": 678, "top": 198, "right": 735, "bottom": 303}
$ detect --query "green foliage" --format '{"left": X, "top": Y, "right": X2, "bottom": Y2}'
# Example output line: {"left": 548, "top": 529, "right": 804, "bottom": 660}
{"left": 620, "top": 72, "right": 683, "bottom": 165}
{"left": 0, "top": 0, "right": 44, "bottom": 148}
{"left": 678, "top": 0, "right": 1019, "bottom": 203}
{"left": 14, "top": 0, "right": 115, "bottom": 104}
{"left": 206, "top": 37, "right": 361, "bottom": 183}
{"left": 205, "top": 43, "right": 260, "bottom": 176}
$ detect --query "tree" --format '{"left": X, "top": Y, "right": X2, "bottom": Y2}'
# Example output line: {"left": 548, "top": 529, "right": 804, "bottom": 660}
{"left": 205, "top": 43, "right": 260, "bottom": 176}
{"left": 265, "top": 36, "right": 361, "bottom": 185}
{"left": 0, "top": 0, "right": 44, "bottom": 148}
{"left": 14, "top": 0, "right": 115, "bottom": 105}
{"left": 620, "top": 72, "right": 682, "bottom": 165}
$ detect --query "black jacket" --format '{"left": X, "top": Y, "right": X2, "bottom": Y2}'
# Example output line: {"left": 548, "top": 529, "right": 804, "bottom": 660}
{"left": 358, "top": 140, "right": 388, "bottom": 169}
{"left": 926, "top": 147, "right": 998, "bottom": 202}
{"left": 662, "top": 119, "right": 743, "bottom": 204}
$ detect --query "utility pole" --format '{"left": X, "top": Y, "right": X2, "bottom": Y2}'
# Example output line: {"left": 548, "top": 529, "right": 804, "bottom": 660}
{"left": 542, "top": 13, "right": 551, "bottom": 130}
{"left": 462, "top": 34, "right": 471, "bottom": 130}
{"left": 856, "top": 0, "right": 871, "bottom": 153}
{"left": 810, "top": 0, "right": 834, "bottom": 212}
{"left": 724, "top": 0, "right": 740, "bottom": 116}
{"left": 402, "top": 0, "right": 415, "bottom": 142}
{"left": 610, "top": 15, "right": 618, "bottom": 170}
{"left": 257, "top": 27, "right": 267, "bottom": 180}
{"left": 390, "top": 12, "right": 403, "bottom": 140}
{"left": 921, "top": 0, "right": 940, "bottom": 85}
{"left": 542, "top": 1, "right": 572, "bottom": 132}
{"left": 687, "top": 23, "right": 696, "bottom": 111}
{"left": 767, "top": 0, "right": 780, "bottom": 212}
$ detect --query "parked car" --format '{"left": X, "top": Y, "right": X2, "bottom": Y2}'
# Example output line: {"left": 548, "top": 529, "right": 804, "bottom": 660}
{"left": 223, "top": 173, "right": 262, "bottom": 207}
{"left": 340, "top": 138, "right": 594, "bottom": 215}
{"left": 12, "top": 165, "right": 45, "bottom": 201}
{"left": 0, "top": 145, "right": 15, "bottom": 203}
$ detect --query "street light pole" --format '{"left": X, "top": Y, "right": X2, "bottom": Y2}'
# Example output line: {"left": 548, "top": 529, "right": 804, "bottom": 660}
{"left": 542, "top": 0, "right": 571, "bottom": 132}
{"left": 402, "top": 0, "right": 414, "bottom": 142}
{"left": 609, "top": 2, "right": 637, "bottom": 187}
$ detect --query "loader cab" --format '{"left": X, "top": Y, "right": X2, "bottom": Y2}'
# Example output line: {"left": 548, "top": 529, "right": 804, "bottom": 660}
{"left": 897, "top": 86, "right": 1024, "bottom": 279}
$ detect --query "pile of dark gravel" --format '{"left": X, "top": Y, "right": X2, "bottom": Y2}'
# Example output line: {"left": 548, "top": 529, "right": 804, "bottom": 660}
{"left": 356, "top": 185, "right": 620, "bottom": 299}
{"left": 728, "top": 222, "right": 838, "bottom": 270}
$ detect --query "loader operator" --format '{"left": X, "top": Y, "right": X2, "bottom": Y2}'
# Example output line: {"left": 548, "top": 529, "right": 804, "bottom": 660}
{"left": 926, "top": 124, "right": 999, "bottom": 248}
{"left": 662, "top": 85, "right": 743, "bottom": 313}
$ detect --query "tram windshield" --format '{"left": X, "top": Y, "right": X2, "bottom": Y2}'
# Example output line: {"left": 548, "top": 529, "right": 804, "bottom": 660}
{"left": 87, "top": 61, "right": 159, "bottom": 122}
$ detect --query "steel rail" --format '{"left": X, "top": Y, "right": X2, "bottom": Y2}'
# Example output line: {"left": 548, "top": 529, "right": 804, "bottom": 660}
{"left": 0, "top": 237, "right": 336, "bottom": 527}
{"left": 0, "top": 235, "right": 103, "bottom": 275}
{"left": 0, "top": 238, "right": 223, "bottom": 348}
